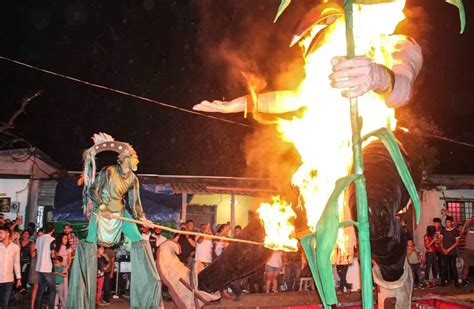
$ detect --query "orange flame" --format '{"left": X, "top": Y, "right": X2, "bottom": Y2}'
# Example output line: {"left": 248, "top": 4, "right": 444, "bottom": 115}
{"left": 256, "top": 1, "right": 407, "bottom": 253}
{"left": 257, "top": 196, "right": 298, "bottom": 252}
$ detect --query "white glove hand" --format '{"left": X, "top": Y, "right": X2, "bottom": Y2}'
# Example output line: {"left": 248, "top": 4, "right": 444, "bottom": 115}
{"left": 329, "top": 55, "right": 391, "bottom": 98}
{"left": 192, "top": 98, "right": 244, "bottom": 113}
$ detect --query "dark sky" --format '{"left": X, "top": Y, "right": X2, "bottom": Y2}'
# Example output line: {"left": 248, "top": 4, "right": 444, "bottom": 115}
{"left": 0, "top": 0, "right": 473, "bottom": 177}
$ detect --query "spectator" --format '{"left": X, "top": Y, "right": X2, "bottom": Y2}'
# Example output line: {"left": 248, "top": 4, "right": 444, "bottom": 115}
{"left": 234, "top": 225, "right": 242, "bottom": 237}
{"left": 11, "top": 229, "right": 20, "bottom": 246}
{"left": 0, "top": 213, "right": 4, "bottom": 225}
{"left": 10, "top": 216, "right": 22, "bottom": 233}
{"left": 441, "top": 216, "right": 461, "bottom": 287}
{"left": 407, "top": 239, "right": 423, "bottom": 288}
{"left": 63, "top": 224, "right": 78, "bottom": 253}
{"left": 151, "top": 227, "right": 167, "bottom": 254}
{"left": 141, "top": 226, "right": 152, "bottom": 241}
{"left": 461, "top": 217, "right": 474, "bottom": 285}
{"left": 423, "top": 225, "right": 439, "bottom": 287}
{"left": 265, "top": 250, "right": 283, "bottom": 293}
{"left": 0, "top": 225, "right": 22, "bottom": 308}
{"left": 173, "top": 223, "right": 196, "bottom": 267}
{"left": 29, "top": 229, "right": 43, "bottom": 309}
{"left": 186, "top": 220, "right": 195, "bottom": 232}
{"left": 214, "top": 224, "right": 230, "bottom": 257}
{"left": 195, "top": 224, "right": 213, "bottom": 272}
{"left": 34, "top": 222, "right": 57, "bottom": 309}
{"left": 27, "top": 223, "right": 36, "bottom": 236}
{"left": 284, "top": 244, "right": 302, "bottom": 292}
{"left": 400, "top": 218, "right": 413, "bottom": 242}
{"left": 101, "top": 247, "right": 115, "bottom": 306}
{"left": 96, "top": 246, "right": 109, "bottom": 307}
{"left": 19, "top": 230, "right": 33, "bottom": 295}
{"left": 433, "top": 217, "right": 443, "bottom": 278}
{"left": 53, "top": 256, "right": 67, "bottom": 308}
{"left": 55, "top": 233, "right": 72, "bottom": 307}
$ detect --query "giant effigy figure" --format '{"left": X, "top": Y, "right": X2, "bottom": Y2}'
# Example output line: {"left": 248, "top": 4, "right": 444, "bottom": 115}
{"left": 194, "top": 0, "right": 424, "bottom": 307}
{"left": 67, "top": 133, "right": 162, "bottom": 309}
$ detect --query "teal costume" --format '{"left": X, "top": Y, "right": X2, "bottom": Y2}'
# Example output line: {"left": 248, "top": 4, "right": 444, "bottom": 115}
{"left": 67, "top": 133, "right": 162, "bottom": 309}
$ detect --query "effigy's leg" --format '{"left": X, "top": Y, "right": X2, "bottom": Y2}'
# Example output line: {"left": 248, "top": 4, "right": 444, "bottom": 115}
{"left": 66, "top": 240, "right": 98, "bottom": 309}
{"left": 86, "top": 212, "right": 99, "bottom": 244}
{"left": 349, "top": 141, "right": 413, "bottom": 308}
{"left": 122, "top": 210, "right": 162, "bottom": 308}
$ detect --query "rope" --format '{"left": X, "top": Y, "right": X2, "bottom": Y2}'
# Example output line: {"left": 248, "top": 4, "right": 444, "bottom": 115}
{"left": 0, "top": 56, "right": 253, "bottom": 129}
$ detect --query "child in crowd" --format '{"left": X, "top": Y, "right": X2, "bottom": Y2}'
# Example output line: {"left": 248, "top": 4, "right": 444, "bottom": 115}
{"left": 97, "top": 246, "right": 110, "bottom": 307}
{"left": 407, "top": 239, "right": 424, "bottom": 288}
{"left": 53, "top": 256, "right": 67, "bottom": 308}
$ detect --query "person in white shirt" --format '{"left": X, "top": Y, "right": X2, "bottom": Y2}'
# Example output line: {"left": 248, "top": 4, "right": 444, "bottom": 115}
{"left": 265, "top": 251, "right": 283, "bottom": 294}
{"left": 34, "top": 222, "right": 57, "bottom": 309}
{"left": 0, "top": 225, "right": 21, "bottom": 308}
{"left": 195, "top": 224, "right": 213, "bottom": 273}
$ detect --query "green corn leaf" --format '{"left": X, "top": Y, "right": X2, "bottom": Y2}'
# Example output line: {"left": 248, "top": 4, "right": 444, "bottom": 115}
{"left": 274, "top": 0, "right": 291, "bottom": 23}
{"left": 446, "top": 0, "right": 466, "bottom": 33}
{"left": 315, "top": 174, "right": 360, "bottom": 306}
{"left": 301, "top": 234, "right": 326, "bottom": 305}
{"left": 362, "top": 128, "right": 421, "bottom": 224}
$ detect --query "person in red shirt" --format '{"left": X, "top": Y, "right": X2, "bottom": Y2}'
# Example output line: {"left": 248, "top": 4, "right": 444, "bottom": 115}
{"left": 424, "top": 225, "right": 439, "bottom": 287}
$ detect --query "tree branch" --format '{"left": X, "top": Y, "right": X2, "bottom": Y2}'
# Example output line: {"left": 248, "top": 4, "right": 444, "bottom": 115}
{"left": 0, "top": 90, "right": 44, "bottom": 133}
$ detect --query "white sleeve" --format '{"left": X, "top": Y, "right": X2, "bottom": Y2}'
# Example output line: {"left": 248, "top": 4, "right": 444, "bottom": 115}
{"left": 386, "top": 36, "right": 423, "bottom": 108}
{"left": 14, "top": 245, "right": 21, "bottom": 279}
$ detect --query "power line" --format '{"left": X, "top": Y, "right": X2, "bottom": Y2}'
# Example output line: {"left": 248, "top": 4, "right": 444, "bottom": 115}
{"left": 0, "top": 56, "right": 254, "bottom": 129}
{"left": 399, "top": 127, "right": 474, "bottom": 149}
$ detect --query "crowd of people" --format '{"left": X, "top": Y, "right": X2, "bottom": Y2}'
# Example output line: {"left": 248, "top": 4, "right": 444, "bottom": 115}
{"left": 1, "top": 211, "right": 473, "bottom": 308}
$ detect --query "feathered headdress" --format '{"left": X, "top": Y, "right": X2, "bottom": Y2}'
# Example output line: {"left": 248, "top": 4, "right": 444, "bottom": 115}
{"left": 81, "top": 132, "right": 136, "bottom": 217}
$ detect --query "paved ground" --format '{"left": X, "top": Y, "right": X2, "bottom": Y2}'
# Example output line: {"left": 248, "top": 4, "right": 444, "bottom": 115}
{"left": 9, "top": 284, "right": 474, "bottom": 308}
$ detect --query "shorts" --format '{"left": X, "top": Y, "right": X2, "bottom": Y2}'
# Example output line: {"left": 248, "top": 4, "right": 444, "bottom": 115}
{"left": 463, "top": 249, "right": 474, "bottom": 267}
{"left": 265, "top": 265, "right": 280, "bottom": 273}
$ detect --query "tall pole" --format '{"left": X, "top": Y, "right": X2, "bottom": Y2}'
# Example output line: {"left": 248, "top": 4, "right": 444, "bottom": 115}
{"left": 344, "top": 1, "right": 374, "bottom": 307}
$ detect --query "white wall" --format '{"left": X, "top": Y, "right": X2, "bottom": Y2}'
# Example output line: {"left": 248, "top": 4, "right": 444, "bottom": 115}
{"left": 0, "top": 178, "right": 29, "bottom": 226}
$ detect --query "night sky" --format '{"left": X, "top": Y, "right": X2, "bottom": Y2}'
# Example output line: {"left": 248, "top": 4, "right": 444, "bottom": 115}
{"left": 1, "top": 0, "right": 473, "bottom": 177}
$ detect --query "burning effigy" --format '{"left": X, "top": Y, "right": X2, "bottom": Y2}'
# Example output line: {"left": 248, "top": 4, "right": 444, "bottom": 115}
{"left": 194, "top": 0, "right": 465, "bottom": 308}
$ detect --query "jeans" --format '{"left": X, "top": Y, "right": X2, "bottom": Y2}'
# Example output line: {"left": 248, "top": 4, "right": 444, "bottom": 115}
{"left": 441, "top": 254, "right": 458, "bottom": 284}
{"left": 409, "top": 263, "right": 421, "bottom": 285}
{"left": 336, "top": 265, "right": 350, "bottom": 291}
{"left": 424, "top": 252, "right": 439, "bottom": 282}
{"left": 35, "top": 272, "right": 56, "bottom": 309}
{"left": 285, "top": 262, "right": 301, "bottom": 292}
{"left": 0, "top": 282, "right": 13, "bottom": 309}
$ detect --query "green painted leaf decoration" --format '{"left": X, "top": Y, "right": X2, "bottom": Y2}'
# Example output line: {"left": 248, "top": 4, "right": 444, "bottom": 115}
{"left": 274, "top": 0, "right": 291, "bottom": 23}
{"left": 446, "top": 0, "right": 466, "bottom": 33}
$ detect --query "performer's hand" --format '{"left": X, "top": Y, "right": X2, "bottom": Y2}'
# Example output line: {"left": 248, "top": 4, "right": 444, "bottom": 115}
{"left": 329, "top": 56, "right": 392, "bottom": 98}
{"left": 102, "top": 210, "right": 113, "bottom": 219}
{"left": 193, "top": 97, "right": 244, "bottom": 113}
{"left": 16, "top": 279, "right": 21, "bottom": 288}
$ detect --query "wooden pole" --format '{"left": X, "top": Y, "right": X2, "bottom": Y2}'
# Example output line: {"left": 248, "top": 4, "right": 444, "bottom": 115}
{"left": 106, "top": 212, "right": 264, "bottom": 246}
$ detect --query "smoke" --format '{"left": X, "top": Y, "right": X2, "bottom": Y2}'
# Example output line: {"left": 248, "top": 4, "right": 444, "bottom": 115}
{"left": 194, "top": 0, "right": 310, "bottom": 202}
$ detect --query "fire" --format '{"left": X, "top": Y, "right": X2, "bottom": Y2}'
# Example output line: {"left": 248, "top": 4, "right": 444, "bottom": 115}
{"left": 257, "top": 2, "right": 406, "bottom": 252}
{"left": 257, "top": 196, "right": 298, "bottom": 252}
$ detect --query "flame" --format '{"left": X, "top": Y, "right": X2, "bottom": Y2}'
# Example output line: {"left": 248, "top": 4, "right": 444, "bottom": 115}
{"left": 257, "top": 196, "right": 298, "bottom": 252}
{"left": 257, "top": 2, "right": 406, "bottom": 252}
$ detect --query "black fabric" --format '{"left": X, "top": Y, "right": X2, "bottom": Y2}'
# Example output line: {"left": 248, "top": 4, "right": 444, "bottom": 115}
{"left": 336, "top": 264, "right": 350, "bottom": 291}
{"left": 176, "top": 235, "right": 195, "bottom": 265}
{"left": 97, "top": 256, "right": 109, "bottom": 277}
{"left": 424, "top": 252, "right": 439, "bottom": 281}
{"left": 102, "top": 272, "right": 112, "bottom": 302}
{"left": 442, "top": 228, "right": 460, "bottom": 256}
{"left": 349, "top": 141, "right": 410, "bottom": 282}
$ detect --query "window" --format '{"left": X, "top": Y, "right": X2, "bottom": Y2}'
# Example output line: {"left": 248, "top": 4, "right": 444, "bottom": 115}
{"left": 446, "top": 201, "right": 474, "bottom": 223}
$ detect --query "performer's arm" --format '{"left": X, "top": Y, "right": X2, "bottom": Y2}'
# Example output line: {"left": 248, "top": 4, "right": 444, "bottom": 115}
{"left": 129, "top": 176, "right": 146, "bottom": 220}
{"left": 193, "top": 90, "right": 305, "bottom": 114}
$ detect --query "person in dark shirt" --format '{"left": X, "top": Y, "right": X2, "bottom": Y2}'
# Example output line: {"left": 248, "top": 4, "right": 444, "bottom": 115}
{"left": 441, "top": 216, "right": 460, "bottom": 286}
{"left": 173, "top": 222, "right": 196, "bottom": 267}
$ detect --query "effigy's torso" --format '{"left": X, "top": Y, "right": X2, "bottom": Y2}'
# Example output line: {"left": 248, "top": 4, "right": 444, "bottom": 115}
{"left": 99, "top": 165, "right": 135, "bottom": 213}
